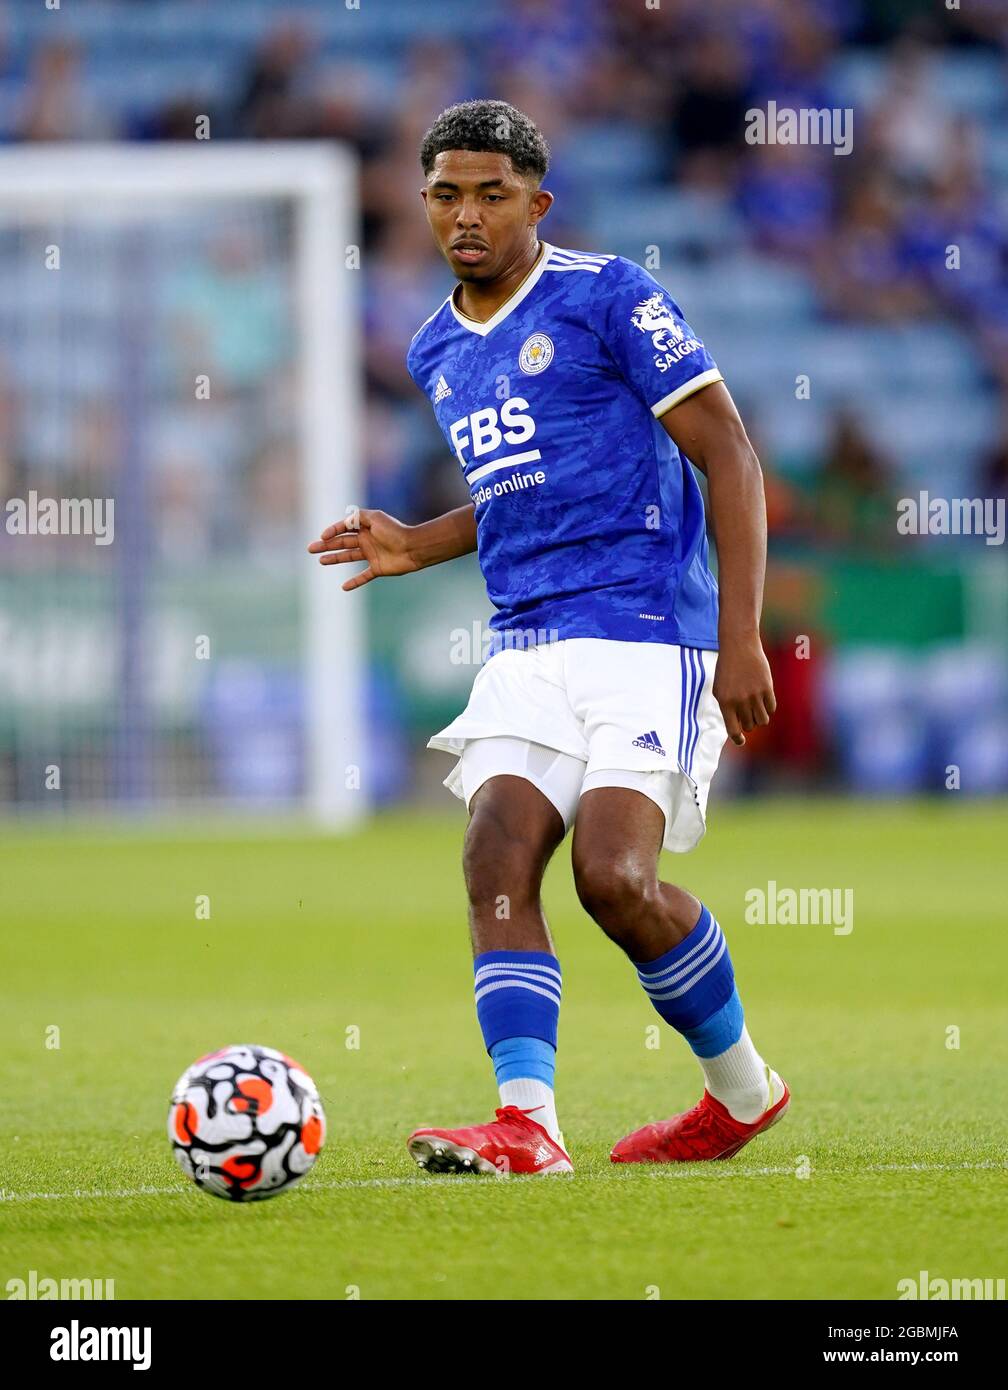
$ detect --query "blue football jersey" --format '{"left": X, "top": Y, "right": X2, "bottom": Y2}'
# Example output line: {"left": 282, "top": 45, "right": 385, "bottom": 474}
{"left": 406, "top": 242, "right": 723, "bottom": 652}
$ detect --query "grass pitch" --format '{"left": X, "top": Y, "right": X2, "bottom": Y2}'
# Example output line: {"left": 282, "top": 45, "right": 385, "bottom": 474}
{"left": 2, "top": 799, "right": 1006, "bottom": 1300}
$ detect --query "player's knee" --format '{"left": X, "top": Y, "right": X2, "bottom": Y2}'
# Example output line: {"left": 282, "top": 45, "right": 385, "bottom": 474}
{"left": 572, "top": 851, "right": 658, "bottom": 934}
{"left": 463, "top": 806, "right": 550, "bottom": 911}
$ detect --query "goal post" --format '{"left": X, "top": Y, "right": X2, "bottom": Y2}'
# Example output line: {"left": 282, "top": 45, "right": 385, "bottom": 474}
{"left": 0, "top": 143, "right": 365, "bottom": 829}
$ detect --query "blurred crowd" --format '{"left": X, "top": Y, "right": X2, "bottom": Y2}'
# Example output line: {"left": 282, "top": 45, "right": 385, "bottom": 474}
{"left": 0, "top": 0, "right": 1006, "bottom": 800}
{"left": 3, "top": 0, "right": 1007, "bottom": 542}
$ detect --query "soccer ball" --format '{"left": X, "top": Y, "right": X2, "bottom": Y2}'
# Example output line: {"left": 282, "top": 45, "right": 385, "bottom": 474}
{"left": 168, "top": 1044, "right": 326, "bottom": 1202}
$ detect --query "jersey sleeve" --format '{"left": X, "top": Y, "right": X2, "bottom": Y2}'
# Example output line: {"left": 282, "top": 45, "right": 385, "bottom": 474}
{"left": 405, "top": 335, "right": 425, "bottom": 393}
{"left": 405, "top": 303, "right": 446, "bottom": 396}
{"left": 595, "top": 258, "right": 723, "bottom": 417}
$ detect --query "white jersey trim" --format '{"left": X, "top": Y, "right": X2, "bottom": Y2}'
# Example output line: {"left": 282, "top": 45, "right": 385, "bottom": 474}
{"left": 651, "top": 368, "right": 724, "bottom": 418}
{"left": 546, "top": 261, "right": 606, "bottom": 274}
{"left": 449, "top": 241, "right": 553, "bottom": 337}
{"left": 545, "top": 246, "right": 615, "bottom": 274}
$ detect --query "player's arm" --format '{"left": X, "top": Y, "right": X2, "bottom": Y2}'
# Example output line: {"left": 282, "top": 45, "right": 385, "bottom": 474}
{"left": 308, "top": 503, "right": 476, "bottom": 592}
{"left": 658, "top": 381, "right": 776, "bottom": 746}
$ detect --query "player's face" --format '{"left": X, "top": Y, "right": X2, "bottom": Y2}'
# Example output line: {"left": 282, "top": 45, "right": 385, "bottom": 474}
{"left": 421, "top": 150, "right": 550, "bottom": 282}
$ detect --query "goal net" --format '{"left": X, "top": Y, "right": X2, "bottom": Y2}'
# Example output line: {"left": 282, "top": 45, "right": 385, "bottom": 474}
{"left": 0, "top": 143, "right": 364, "bottom": 828}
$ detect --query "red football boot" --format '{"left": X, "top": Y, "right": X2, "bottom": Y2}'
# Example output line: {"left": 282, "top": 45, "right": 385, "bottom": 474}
{"left": 611, "top": 1079, "right": 790, "bottom": 1164}
{"left": 407, "top": 1106, "right": 573, "bottom": 1175}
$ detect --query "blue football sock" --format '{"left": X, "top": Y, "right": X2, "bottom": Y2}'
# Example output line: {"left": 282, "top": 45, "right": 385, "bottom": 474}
{"left": 474, "top": 949, "right": 561, "bottom": 1049}
{"left": 634, "top": 906, "right": 738, "bottom": 1041}
{"left": 634, "top": 905, "right": 773, "bottom": 1120}
{"left": 474, "top": 951, "right": 562, "bottom": 1140}
{"left": 490, "top": 1035, "right": 556, "bottom": 1086}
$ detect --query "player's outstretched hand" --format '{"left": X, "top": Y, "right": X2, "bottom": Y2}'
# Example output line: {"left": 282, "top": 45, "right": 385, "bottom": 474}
{"left": 712, "top": 637, "right": 776, "bottom": 746}
{"left": 307, "top": 508, "right": 419, "bottom": 591}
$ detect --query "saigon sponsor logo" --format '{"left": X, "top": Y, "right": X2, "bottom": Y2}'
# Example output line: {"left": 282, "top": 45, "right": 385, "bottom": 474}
{"left": 630, "top": 292, "right": 702, "bottom": 373}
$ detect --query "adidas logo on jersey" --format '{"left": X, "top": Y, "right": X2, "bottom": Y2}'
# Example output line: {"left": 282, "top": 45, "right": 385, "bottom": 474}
{"left": 632, "top": 729, "right": 666, "bottom": 755}
{"left": 433, "top": 374, "right": 452, "bottom": 404}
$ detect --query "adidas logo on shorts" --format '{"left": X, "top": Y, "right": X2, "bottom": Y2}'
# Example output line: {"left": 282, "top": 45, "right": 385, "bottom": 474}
{"left": 632, "top": 730, "right": 665, "bottom": 755}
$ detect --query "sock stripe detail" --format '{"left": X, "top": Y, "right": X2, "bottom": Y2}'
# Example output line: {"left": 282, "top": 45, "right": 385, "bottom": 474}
{"left": 638, "top": 932, "right": 727, "bottom": 1002}
{"left": 474, "top": 962, "right": 562, "bottom": 986}
{"left": 474, "top": 950, "right": 562, "bottom": 1051}
{"left": 636, "top": 915, "right": 720, "bottom": 987}
{"left": 474, "top": 977, "right": 562, "bottom": 1006}
{"left": 632, "top": 904, "right": 736, "bottom": 1035}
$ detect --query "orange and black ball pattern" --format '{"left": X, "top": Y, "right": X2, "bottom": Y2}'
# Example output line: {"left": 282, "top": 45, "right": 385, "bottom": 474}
{"left": 168, "top": 1044, "right": 326, "bottom": 1201}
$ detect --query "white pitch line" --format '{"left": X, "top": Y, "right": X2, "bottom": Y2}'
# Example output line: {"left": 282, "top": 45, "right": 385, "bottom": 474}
{"left": 0, "top": 1184, "right": 188, "bottom": 1204}
{"left": 1, "top": 1161, "right": 1004, "bottom": 1205}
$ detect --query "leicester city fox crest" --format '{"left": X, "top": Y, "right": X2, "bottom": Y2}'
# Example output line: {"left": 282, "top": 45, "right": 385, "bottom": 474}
{"left": 519, "top": 332, "right": 554, "bottom": 374}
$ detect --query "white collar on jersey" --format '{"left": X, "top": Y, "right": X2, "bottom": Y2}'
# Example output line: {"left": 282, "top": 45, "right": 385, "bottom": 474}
{"left": 449, "top": 240, "right": 553, "bottom": 337}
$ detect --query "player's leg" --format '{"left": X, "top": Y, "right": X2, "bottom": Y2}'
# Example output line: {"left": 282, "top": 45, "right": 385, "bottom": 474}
{"left": 561, "top": 637, "right": 789, "bottom": 1160}
{"left": 463, "top": 765, "right": 565, "bottom": 1141}
{"left": 407, "top": 737, "right": 584, "bottom": 1175}
{"left": 463, "top": 767, "right": 564, "bottom": 956}
{"left": 571, "top": 781, "right": 789, "bottom": 1161}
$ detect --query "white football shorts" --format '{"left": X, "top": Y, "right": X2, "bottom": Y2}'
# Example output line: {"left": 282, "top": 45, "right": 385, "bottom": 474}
{"left": 427, "top": 637, "right": 727, "bottom": 853}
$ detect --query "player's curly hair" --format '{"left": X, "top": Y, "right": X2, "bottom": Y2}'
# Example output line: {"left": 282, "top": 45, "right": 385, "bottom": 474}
{"left": 420, "top": 100, "right": 550, "bottom": 181}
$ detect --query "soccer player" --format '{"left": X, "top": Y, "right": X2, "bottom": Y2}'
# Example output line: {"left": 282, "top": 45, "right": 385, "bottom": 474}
{"left": 309, "top": 100, "right": 788, "bottom": 1173}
